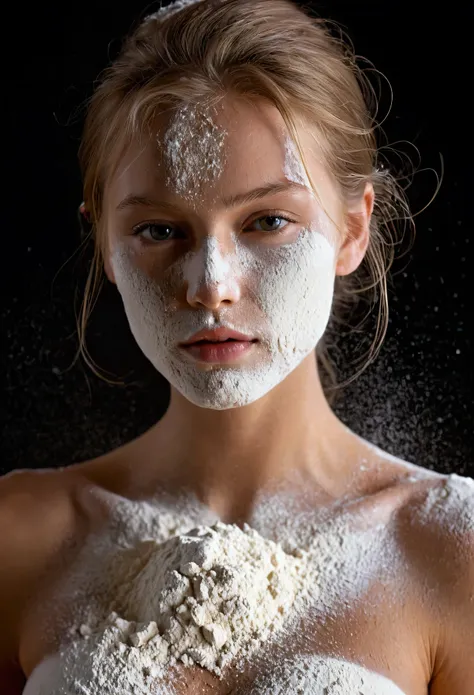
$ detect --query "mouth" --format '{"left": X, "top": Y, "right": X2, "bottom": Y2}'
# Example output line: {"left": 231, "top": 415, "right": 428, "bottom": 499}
{"left": 180, "top": 327, "right": 258, "bottom": 347}
{"left": 190, "top": 338, "right": 257, "bottom": 344}
{"left": 180, "top": 338, "right": 258, "bottom": 364}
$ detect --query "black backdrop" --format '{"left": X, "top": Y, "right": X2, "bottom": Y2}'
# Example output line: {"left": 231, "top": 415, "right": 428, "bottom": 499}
{"left": 2, "top": 1, "right": 473, "bottom": 476}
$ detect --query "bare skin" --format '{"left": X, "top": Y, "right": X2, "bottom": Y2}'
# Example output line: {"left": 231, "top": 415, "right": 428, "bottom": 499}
{"left": 1, "top": 96, "right": 472, "bottom": 693}
{"left": 1, "top": 444, "right": 473, "bottom": 694}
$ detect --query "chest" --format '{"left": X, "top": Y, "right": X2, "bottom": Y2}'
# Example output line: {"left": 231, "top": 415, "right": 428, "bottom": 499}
{"left": 19, "top": 498, "right": 426, "bottom": 694}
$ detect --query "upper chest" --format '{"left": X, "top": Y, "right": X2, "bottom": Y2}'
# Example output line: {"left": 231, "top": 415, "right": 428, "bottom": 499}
{"left": 19, "top": 489, "right": 430, "bottom": 694}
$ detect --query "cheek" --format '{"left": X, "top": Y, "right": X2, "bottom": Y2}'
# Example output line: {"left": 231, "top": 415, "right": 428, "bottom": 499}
{"left": 243, "top": 229, "right": 336, "bottom": 339}
{"left": 112, "top": 244, "right": 179, "bottom": 294}
{"left": 111, "top": 247, "right": 167, "bottom": 319}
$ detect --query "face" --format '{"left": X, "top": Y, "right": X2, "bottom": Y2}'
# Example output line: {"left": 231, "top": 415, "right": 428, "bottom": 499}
{"left": 103, "top": 96, "right": 371, "bottom": 409}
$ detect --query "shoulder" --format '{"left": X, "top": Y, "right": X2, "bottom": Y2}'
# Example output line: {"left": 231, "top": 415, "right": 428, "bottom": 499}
{"left": 0, "top": 467, "right": 81, "bottom": 538}
{"left": 414, "top": 473, "right": 474, "bottom": 538}
{"left": 0, "top": 466, "right": 79, "bottom": 559}
{"left": 359, "top": 449, "right": 474, "bottom": 602}
{"left": 391, "top": 471, "right": 473, "bottom": 688}
{"left": 362, "top": 447, "right": 473, "bottom": 553}
{"left": 394, "top": 471, "right": 473, "bottom": 614}
{"left": 395, "top": 472, "right": 473, "bottom": 569}
{"left": 398, "top": 472, "right": 474, "bottom": 557}
{"left": 0, "top": 468, "right": 83, "bottom": 658}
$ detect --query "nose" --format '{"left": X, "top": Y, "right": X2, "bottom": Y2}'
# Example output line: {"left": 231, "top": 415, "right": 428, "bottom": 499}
{"left": 184, "top": 236, "right": 242, "bottom": 310}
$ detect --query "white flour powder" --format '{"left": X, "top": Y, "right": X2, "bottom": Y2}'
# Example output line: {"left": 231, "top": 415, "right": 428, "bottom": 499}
{"left": 143, "top": 0, "right": 205, "bottom": 24}
{"left": 113, "top": 521, "right": 309, "bottom": 674}
{"left": 27, "top": 483, "right": 409, "bottom": 695}
{"left": 283, "top": 135, "right": 312, "bottom": 190}
{"left": 41, "top": 517, "right": 315, "bottom": 693}
{"left": 247, "top": 655, "right": 407, "bottom": 694}
{"left": 419, "top": 472, "right": 474, "bottom": 533}
{"left": 109, "top": 89, "right": 338, "bottom": 411}
{"left": 160, "top": 104, "right": 228, "bottom": 206}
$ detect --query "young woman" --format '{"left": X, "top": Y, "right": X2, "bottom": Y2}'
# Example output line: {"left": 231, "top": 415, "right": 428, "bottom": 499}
{"left": 1, "top": 0, "right": 472, "bottom": 693}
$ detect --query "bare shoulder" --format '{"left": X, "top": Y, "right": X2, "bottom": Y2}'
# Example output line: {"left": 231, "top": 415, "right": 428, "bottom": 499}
{"left": 0, "top": 468, "right": 83, "bottom": 657}
{"left": 399, "top": 472, "right": 474, "bottom": 691}
{"left": 359, "top": 446, "right": 473, "bottom": 595}
{"left": 0, "top": 467, "right": 80, "bottom": 537}
{"left": 396, "top": 471, "right": 474, "bottom": 566}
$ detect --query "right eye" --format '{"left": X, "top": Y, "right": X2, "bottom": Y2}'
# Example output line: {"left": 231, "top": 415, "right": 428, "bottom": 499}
{"left": 132, "top": 222, "right": 180, "bottom": 242}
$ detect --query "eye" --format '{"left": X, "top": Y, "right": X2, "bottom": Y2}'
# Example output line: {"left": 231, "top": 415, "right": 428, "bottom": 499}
{"left": 246, "top": 213, "right": 296, "bottom": 234}
{"left": 132, "top": 211, "right": 298, "bottom": 243}
{"left": 132, "top": 222, "right": 181, "bottom": 242}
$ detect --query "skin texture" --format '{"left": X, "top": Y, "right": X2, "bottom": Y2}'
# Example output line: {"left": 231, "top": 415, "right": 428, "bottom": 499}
{"left": 0, "top": 96, "right": 472, "bottom": 694}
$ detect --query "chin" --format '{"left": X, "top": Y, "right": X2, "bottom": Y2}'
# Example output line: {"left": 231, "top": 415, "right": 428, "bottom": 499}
{"left": 185, "top": 395, "right": 253, "bottom": 410}
{"left": 146, "top": 343, "right": 315, "bottom": 410}
{"left": 176, "top": 384, "right": 266, "bottom": 411}
{"left": 169, "top": 366, "right": 285, "bottom": 410}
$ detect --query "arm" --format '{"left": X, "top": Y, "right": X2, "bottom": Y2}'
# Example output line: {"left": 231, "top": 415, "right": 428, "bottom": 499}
{"left": 0, "top": 469, "right": 73, "bottom": 691}
{"left": 428, "top": 527, "right": 474, "bottom": 694}
{"left": 0, "top": 472, "right": 32, "bottom": 692}
{"left": 426, "top": 476, "right": 474, "bottom": 694}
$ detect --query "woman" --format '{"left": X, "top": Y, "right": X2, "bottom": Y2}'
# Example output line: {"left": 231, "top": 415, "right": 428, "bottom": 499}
{"left": 1, "top": 0, "right": 472, "bottom": 693}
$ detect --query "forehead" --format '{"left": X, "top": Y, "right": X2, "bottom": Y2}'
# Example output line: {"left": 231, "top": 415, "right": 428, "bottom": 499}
{"left": 105, "top": 96, "right": 330, "bottom": 210}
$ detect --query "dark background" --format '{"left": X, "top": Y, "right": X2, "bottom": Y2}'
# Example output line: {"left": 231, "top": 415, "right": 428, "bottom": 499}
{"left": 2, "top": 1, "right": 473, "bottom": 476}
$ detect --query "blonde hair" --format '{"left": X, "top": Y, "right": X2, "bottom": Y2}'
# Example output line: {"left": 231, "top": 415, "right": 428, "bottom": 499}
{"left": 75, "top": 0, "right": 423, "bottom": 400}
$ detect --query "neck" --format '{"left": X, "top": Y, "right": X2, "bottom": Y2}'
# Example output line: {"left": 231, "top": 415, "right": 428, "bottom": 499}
{"left": 143, "top": 354, "right": 356, "bottom": 519}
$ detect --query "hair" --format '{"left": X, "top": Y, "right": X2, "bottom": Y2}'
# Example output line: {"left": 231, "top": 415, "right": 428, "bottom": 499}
{"left": 75, "top": 0, "right": 423, "bottom": 401}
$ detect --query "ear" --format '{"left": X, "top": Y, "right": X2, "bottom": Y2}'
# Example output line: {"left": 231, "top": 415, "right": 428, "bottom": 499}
{"left": 335, "top": 182, "right": 374, "bottom": 276}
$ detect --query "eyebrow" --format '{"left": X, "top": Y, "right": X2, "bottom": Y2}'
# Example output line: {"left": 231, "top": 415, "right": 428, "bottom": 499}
{"left": 115, "top": 180, "right": 310, "bottom": 213}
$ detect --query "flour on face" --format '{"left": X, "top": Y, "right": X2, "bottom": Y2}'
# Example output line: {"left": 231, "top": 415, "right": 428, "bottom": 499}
{"left": 283, "top": 134, "right": 313, "bottom": 189}
{"left": 111, "top": 224, "right": 335, "bottom": 409}
{"left": 110, "top": 114, "right": 337, "bottom": 410}
{"left": 160, "top": 103, "right": 228, "bottom": 207}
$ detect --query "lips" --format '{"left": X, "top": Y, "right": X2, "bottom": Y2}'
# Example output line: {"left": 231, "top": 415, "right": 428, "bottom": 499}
{"left": 191, "top": 338, "right": 252, "bottom": 345}
{"left": 180, "top": 327, "right": 257, "bottom": 346}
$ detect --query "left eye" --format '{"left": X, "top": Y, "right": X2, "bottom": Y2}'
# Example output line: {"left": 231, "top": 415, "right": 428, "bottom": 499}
{"left": 249, "top": 215, "right": 293, "bottom": 233}
{"left": 132, "top": 223, "right": 181, "bottom": 242}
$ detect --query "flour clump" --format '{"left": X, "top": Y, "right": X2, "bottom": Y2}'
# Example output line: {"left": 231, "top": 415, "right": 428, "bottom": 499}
{"left": 114, "top": 521, "right": 308, "bottom": 675}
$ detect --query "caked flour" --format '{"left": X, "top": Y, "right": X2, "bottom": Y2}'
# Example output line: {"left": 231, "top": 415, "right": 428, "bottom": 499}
{"left": 110, "top": 521, "right": 309, "bottom": 675}
{"left": 36, "top": 481, "right": 403, "bottom": 695}
{"left": 46, "top": 517, "right": 316, "bottom": 693}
